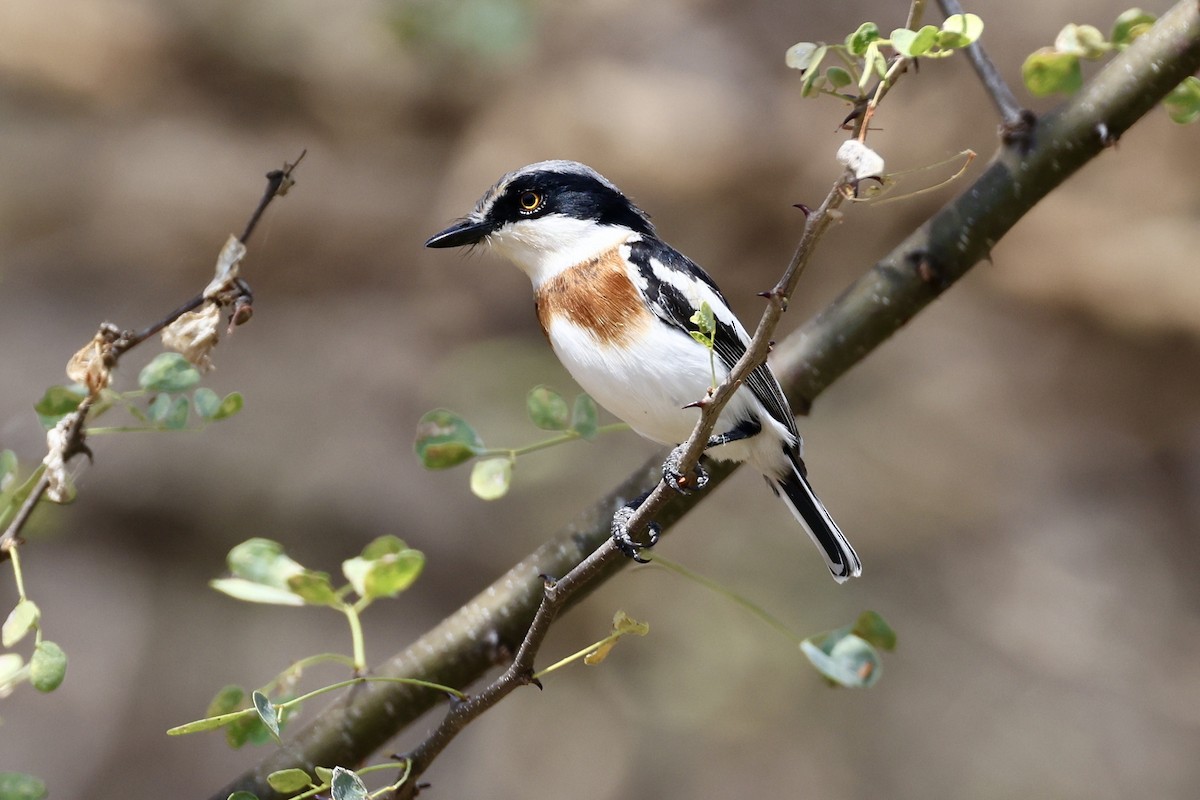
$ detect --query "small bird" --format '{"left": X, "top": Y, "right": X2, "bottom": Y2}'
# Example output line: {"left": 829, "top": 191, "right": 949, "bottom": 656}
{"left": 426, "top": 160, "right": 861, "bottom": 582}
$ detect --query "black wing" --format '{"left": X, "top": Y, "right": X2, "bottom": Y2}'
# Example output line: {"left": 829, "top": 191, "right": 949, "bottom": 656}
{"left": 627, "top": 237, "right": 799, "bottom": 440}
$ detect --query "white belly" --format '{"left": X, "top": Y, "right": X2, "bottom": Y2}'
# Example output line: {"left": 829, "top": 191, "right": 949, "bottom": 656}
{"left": 545, "top": 315, "right": 793, "bottom": 474}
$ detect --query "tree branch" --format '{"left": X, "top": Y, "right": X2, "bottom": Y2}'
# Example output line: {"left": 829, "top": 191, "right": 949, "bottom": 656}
{"left": 212, "top": 4, "right": 1200, "bottom": 796}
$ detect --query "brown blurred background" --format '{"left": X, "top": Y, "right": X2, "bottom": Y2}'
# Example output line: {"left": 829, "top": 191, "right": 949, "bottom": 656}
{"left": 2, "top": 0, "right": 1198, "bottom": 797}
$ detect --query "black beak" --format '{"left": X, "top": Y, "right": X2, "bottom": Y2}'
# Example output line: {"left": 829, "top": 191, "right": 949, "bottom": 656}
{"left": 424, "top": 218, "right": 495, "bottom": 248}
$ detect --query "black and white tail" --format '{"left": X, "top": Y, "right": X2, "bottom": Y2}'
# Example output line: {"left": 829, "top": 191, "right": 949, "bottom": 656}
{"left": 770, "top": 455, "right": 861, "bottom": 583}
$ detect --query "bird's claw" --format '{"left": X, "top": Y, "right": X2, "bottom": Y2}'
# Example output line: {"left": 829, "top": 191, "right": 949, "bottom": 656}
{"left": 663, "top": 444, "right": 709, "bottom": 494}
{"left": 611, "top": 505, "right": 661, "bottom": 563}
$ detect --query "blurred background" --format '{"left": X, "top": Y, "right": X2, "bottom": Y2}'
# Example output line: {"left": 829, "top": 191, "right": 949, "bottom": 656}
{"left": 2, "top": 0, "right": 1198, "bottom": 797}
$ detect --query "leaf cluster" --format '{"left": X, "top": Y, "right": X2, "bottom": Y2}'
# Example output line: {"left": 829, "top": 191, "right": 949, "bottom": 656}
{"left": 1023, "top": 8, "right": 1200, "bottom": 123}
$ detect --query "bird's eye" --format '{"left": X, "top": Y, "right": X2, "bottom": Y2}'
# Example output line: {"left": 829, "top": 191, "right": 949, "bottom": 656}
{"left": 518, "top": 191, "right": 542, "bottom": 213}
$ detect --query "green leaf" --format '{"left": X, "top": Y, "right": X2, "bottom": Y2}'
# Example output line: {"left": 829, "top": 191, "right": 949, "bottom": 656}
{"left": 206, "top": 684, "right": 246, "bottom": 717}
{"left": 286, "top": 571, "right": 340, "bottom": 607}
{"left": 845, "top": 21, "right": 880, "bottom": 56}
{"left": 147, "top": 393, "right": 171, "bottom": 423}
{"left": 314, "top": 767, "right": 334, "bottom": 784}
{"left": 1111, "top": 8, "right": 1157, "bottom": 47}
{"left": 138, "top": 352, "right": 201, "bottom": 393}
{"left": 360, "top": 534, "right": 408, "bottom": 560}
{"left": 470, "top": 457, "right": 513, "bottom": 500}
{"left": 1022, "top": 48, "right": 1083, "bottom": 96}
{"left": 571, "top": 394, "right": 599, "bottom": 439}
{"left": 800, "top": 632, "right": 882, "bottom": 688}
{"left": 0, "top": 772, "right": 48, "bottom": 800}
{"left": 210, "top": 578, "right": 306, "bottom": 606}
{"left": 1054, "top": 23, "right": 1109, "bottom": 59}
{"left": 938, "top": 13, "right": 984, "bottom": 49}
{"left": 34, "top": 385, "right": 86, "bottom": 428}
{"left": 1165, "top": 75, "right": 1200, "bottom": 124}
{"left": 0, "top": 653, "right": 24, "bottom": 686}
{"left": 414, "top": 409, "right": 484, "bottom": 469}
{"left": 227, "top": 793, "right": 259, "bottom": 800}
{"left": 362, "top": 549, "right": 425, "bottom": 600}
{"left": 213, "top": 392, "right": 244, "bottom": 420}
{"left": 526, "top": 385, "right": 570, "bottom": 430}
{"left": 227, "top": 538, "right": 306, "bottom": 587}
{"left": 193, "top": 387, "right": 221, "bottom": 419}
{"left": 2, "top": 599, "right": 40, "bottom": 647}
{"left": 163, "top": 395, "right": 190, "bottom": 430}
{"left": 330, "top": 767, "right": 369, "bottom": 800}
{"left": 800, "top": 45, "right": 829, "bottom": 96}
{"left": 267, "top": 769, "right": 313, "bottom": 794}
{"left": 852, "top": 610, "right": 897, "bottom": 651}
{"left": 824, "top": 65, "right": 853, "bottom": 88}
{"left": 29, "top": 640, "right": 67, "bottom": 692}
{"left": 251, "top": 690, "right": 281, "bottom": 742}
{"left": 784, "top": 41, "right": 820, "bottom": 71}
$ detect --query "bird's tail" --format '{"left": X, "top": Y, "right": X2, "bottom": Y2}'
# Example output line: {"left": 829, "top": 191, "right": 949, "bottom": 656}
{"left": 769, "top": 454, "right": 861, "bottom": 583}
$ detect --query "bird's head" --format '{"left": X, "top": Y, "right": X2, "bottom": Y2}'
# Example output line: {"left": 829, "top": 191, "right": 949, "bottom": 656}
{"left": 425, "top": 160, "right": 655, "bottom": 286}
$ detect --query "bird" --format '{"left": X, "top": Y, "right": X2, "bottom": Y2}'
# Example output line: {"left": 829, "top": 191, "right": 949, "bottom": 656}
{"left": 425, "top": 160, "right": 861, "bottom": 582}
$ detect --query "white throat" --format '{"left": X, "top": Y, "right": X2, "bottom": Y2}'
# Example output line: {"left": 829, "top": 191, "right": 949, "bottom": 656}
{"left": 485, "top": 215, "right": 635, "bottom": 288}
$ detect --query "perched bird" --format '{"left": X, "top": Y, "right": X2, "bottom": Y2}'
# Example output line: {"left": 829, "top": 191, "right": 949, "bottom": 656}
{"left": 425, "top": 160, "right": 861, "bottom": 582}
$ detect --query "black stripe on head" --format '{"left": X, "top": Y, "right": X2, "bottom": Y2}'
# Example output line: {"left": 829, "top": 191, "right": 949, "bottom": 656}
{"left": 478, "top": 161, "right": 656, "bottom": 236}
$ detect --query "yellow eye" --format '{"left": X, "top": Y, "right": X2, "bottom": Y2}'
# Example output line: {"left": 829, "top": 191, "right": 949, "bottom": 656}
{"left": 518, "top": 191, "right": 542, "bottom": 212}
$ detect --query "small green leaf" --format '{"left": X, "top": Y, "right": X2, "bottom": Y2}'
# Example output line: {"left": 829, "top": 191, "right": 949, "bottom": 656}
{"left": 286, "top": 571, "right": 340, "bottom": 607}
{"left": 2, "top": 599, "right": 40, "bottom": 647}
{"left": 267, "top": 769, "right": 313, "bottom": 794}
{"left": 470, "top": 457, "right": 513, "bottom": 500}
{"left": 1054, "top": 23, "right": 1109, "bottom": 59}
{"left": 1022, "top": 48, "right": 1083, "bottom": 96}
{"left": 1165, "top": 75, "right": 1200, "bottom": 124}
{"left": 571, "top": 394, "right": 599, "bottom": 439}
{"left": 800, "top": 45, "right": 829, "bottom": 96}
{"left": 330, "top": 767, "right": 369, "bottom": 800}
{"left": 206, "top": 684, "right": 246, "bottom": 717}
{"left": 414, "top": 409, "right": 484, "bottom": 469}
{"left": 138, "top": 352, "right": 202, "bottom": 393}
{"left": 212, "top": 392, "right": 244, "bottom": 420}
{"left": 527, "top": 385, "right": 570, "bottom": 430}
{"left": 689, "top": 301, "right": 715, "bottom": 339}
{"left": 360, "top": 534, "right": 408, "bottom": 560}
{"left": 314, "top": 767, "right": 334, "bottom": 784}
{"left": 362, "top": 548, "right": 425, "bottom": 600}
{"left": 34, "top": 385, "right": 86, "bottom": 428}
{"left": 824, "top": 65, "right": 853, "bottom": 88}
{"left": 0, "top": 772, "right": 48, "bottom": 800}
{"left": 1111, "top": 8, "right": 1157, "bottom": 47}
{"left": 889, "top": 28, "right": 917, "bottom": 57}
{"left": 227, "top": 538, "right": 306, "bottom": 587}
{"left": 147, "top": 393, "right": 172, "bottom": 423}
{"left": 938, "top": 13, "right": 984, "bottom": 49}
{"left": 845, "top": 21, "right": 881, "bottom": 56}
{"left": 29, "top": 640, "right": 67, "bottom": 692}
{"left": 210, "top": 578, "right": 306, "bottom": 606}
{"left": 163, "top": 395, "right": 190, "bottom": 430}
{"left": 852, "top": 610, "right": 897, "bottom": 651}
{"left": 227, "top": 793, "right": 259, "bottom": 800}
{"left": 0, "top": 653, "right": 25, "bottom": 686}
{"left": 784, "top": 41, "right": 820, "bottom": 71}
{"left": 251, "top": 690, "right": 281, "bottom": 741}
{"left": 194, "top": 387, "right": 221, "bottom": 419}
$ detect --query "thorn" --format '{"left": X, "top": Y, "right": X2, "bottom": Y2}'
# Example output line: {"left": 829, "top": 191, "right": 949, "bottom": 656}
{"left": 681, "top": 398, "right": 706, "bottom": 410}
{"left": 530, "top": 676, "right": 544, "bottom": 690}
{"left": 792, "top": 203, "right": 812, "bottom": 218}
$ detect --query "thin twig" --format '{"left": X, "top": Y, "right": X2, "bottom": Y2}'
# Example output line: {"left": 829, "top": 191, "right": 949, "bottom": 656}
{"left": 0, "top": 152, "right": 304, "bottom": 560}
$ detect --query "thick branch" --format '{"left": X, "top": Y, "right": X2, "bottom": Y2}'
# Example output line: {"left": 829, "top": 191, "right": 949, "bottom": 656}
{"left": 212, "top": 4, "right": 1200, "bottom": 796}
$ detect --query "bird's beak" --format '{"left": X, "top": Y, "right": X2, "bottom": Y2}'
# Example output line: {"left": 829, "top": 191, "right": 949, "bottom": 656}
{"left": 424, "top": 218, "right": 496, "bottom": 248}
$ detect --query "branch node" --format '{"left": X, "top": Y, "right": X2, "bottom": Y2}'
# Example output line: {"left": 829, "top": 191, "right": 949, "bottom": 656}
{"left": 1000, "top": 109, "right": 1039, "bottom": 154}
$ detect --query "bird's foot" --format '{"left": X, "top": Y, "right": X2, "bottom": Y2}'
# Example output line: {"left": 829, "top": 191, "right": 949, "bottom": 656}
{"left": 611, "top": 504, "right": 661, "bottom": 563}
{"left": 662, "top": 444, "right": 709, "bottom": 494}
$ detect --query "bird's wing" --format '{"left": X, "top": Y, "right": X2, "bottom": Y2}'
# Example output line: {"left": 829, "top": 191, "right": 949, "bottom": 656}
{"left": 626, "top": 236, "right": 799, "bottom": 439}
